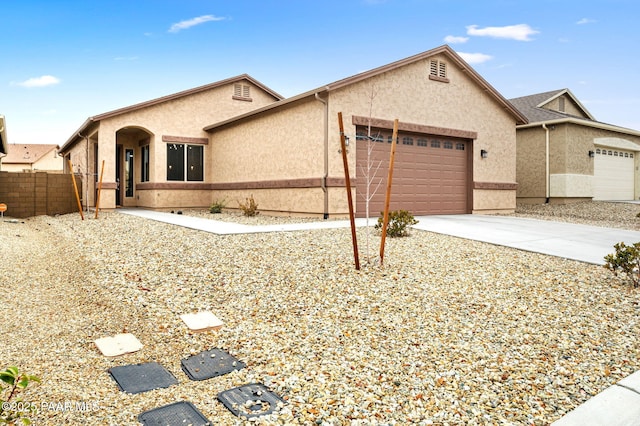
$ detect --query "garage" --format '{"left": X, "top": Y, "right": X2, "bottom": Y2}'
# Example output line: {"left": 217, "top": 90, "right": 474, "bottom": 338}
{"left": 593, "top": 147, "right": 635, "bottom": 200}
{"left": 355, "top": 127, "right": 470, "bottom": 217}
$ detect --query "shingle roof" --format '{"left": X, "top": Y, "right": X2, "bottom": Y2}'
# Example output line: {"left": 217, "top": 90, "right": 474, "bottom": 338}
{"left": 508, "top": 88, "right": 596, "bottom": 123}
{"left": 3, "top": 144, "right": 59, "bottom": 164}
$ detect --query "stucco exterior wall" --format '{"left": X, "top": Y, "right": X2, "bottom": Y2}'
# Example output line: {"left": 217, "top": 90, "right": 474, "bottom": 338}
{"left": 65, "top": 79, "right": 278, "bottom": 210}
{"left": 205, "top": 98, "right": 328, "bottom": 215}
{"left": 326, "top": 53, "right": 519, "bottom": 213}
{"left": 516, "top": 127, "right": 547, "bottom": 199}
{"left": 2, "top": 154, "right": 63, "bottom": 172}
{"left": 544, "top": 95, "right": 586, "bottom": 118}
{"left": 209, "top": 99, "right": 325, "bottom": 183}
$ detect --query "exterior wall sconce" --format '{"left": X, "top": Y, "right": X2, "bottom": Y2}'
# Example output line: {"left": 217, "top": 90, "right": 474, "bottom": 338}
{"left": 588, "top": 150, "right": 595, "bottom": 158}
{"left": 480, "top": 149, "right": 488, "bottom": 159}
{"left": 344, "top": 135, "right": 350, "bottom": 146}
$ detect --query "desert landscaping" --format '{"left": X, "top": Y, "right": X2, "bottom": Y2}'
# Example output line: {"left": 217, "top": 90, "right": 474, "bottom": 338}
{"left": 1, "top": 201, "right": 639, "bottom": 425}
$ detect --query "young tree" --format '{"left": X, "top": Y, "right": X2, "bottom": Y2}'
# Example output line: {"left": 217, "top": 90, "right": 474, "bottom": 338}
{"left": 358, "top": 85, "right": 385, "bottom": 263}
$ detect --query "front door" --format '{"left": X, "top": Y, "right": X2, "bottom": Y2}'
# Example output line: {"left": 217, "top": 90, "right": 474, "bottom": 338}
{"left": 115, "top": 145, "right": 122, "bottom": 205}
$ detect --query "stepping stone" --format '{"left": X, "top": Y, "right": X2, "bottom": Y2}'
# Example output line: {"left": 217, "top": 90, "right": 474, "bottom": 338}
{"left": 94, "top": 333, "right": 143, "bottom": 357}
{"left": 181, "top": 348, "right": 245, "bottom": 381}
{"left": 138, "top": 401, "right": 210, "bottom": 426}
{"left": 108, "top": 362, "right": 178, "bottom": 394}
{"left": 218, "top": 383, "right": 285, "bottom": 420}
{"left": 180, "top": 311, "right": 224, "bottom": 332}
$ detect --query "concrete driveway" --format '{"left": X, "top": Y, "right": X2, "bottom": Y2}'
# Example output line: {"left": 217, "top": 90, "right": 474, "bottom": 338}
{"left": 413, "top": 214, "right": 640, "bottom": 265}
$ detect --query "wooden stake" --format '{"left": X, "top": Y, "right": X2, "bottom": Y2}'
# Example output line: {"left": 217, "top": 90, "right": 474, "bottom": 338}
{"left": 67, "top": 159, "right": 84, "bottom": 220}
{"left": 94, "top": 160, "right": 105, "bottom": 219}
{"left": 379, "top": 118, "right": 399, "bottom": 264}
{"left": 338, "top": 112, "right": 360, "bottom": 270}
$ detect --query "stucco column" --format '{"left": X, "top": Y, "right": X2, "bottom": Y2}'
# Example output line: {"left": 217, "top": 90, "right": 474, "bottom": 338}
{"left": 98, "top": 130, "right": 117, "bottom": 209}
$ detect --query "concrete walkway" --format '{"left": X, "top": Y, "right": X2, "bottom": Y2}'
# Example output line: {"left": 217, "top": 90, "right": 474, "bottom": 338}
{"left": 413, "top": 214, "right": 640, "bottom": 266}
{"left": 118, "top": 208, "right": 640, "bottom": 424}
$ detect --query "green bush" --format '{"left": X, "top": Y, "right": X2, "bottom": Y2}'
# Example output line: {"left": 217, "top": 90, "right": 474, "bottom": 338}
{"left": 604, "top": 242, "right": 640, "bottom": 288}
{"left": 1, "top": 366, "right": 40, "bottom": 425}
{"left": 209, "top": 199, "right": 226, "bottom": 214}
{"left": 375, "top": 210, "right": 418, "bottom": 237}
{"left": 238, "top": 195, "right": 259, "bottom": 217}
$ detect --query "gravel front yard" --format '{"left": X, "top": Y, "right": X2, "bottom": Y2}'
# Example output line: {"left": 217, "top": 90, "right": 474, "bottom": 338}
{"left": 1, "top": 201, "right": 639, "bottom": 425}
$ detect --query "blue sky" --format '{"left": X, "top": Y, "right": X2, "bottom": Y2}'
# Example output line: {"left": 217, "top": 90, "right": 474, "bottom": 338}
{"left": 1, "top": 0, "right": 638, "bottom": 145}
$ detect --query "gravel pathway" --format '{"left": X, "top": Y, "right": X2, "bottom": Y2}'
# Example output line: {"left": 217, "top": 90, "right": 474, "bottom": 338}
{"left": 1, "top": 202, "right": 639, "bottom": 425}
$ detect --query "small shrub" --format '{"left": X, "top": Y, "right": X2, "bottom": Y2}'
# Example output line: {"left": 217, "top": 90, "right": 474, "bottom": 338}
{"left": 209, "top": 199, "right": 226, "bottom": 214}
{"left": 238, "top": 195, "right": 259, "bottom": 217}
{"left": 1, "top": 366, "right": 40, "bottom": 425}
{"left": 375, "top": 210, "right": 418, "bottom": 237}
{"left": 604, "top": 242, "right": 640, "bottom": 288}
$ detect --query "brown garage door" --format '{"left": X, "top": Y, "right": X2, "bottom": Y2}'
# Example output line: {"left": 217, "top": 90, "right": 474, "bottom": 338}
{"left": 355, "top": 127, "right": 469, "bottom": 217}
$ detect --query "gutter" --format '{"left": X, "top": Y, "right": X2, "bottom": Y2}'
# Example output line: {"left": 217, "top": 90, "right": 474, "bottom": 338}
{"left": 315, "top": 91, "right": 329, "bottom": 219}
{"left": 542, "top": 124, "right": 550, "bottom": 202}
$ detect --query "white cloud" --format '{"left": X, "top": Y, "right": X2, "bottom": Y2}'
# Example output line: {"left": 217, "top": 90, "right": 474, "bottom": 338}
{"left": 168, "top": 15, "right": 225, "bottom": 33}
{"left": 466, "top": 24, "right": 539, "bottom": 41}
{"left": 456, "top": 52, "right": 493, "bottom": 64}
{"left": 576, "top": 18, "right": 596, "bottom": 25}
{"left": 12, "top": 75, "right": 61, "bottom": 88}
{"left": 444, "top": 35, "right": 469, "bottom": 44}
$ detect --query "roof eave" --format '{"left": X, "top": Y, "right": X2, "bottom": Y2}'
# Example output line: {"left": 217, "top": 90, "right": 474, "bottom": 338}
{"left": 204, "top": 86, "right": 329, "bottom": 132}
{"left": 206, "top": 45, "right": 529, "bottom": 131}
{"left": 517, "top": 117, "right": 640, "bottom": 136}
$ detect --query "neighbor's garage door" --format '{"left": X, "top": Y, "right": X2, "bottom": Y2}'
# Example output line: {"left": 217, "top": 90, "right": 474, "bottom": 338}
{"left": 355, "top": 127, "right": 469, "bottom": 217}
{"left": 593, "top": 147, "right": 635, "bottom": 200}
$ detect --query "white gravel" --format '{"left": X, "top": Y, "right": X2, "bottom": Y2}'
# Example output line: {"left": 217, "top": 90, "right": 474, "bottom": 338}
{"left": 1, "top": 201, "right": 639, "bottom": 425}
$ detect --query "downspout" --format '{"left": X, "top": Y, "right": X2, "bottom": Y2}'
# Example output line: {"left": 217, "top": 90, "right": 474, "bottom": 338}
{"left": 315, "top": 91, "right": 329, "bottom": 219}
{"left": 78, "top": 132, "right": 89, "bottom": 213}
{"left": 542, "top": 124, "right": 550, "bottom": 203}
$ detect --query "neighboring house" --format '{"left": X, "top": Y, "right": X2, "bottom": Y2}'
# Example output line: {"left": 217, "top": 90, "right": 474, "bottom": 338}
{"left": 0, "top": 115, "right": 7, "bottom": 164}
{"left": 511, "top": 89, "right": 640, "bottom": 203}
{"left": 2, "top": 144, "right": 63, "bottom": 172}
{"left": 60, "top": 45, "right": 527, "bottom": 217}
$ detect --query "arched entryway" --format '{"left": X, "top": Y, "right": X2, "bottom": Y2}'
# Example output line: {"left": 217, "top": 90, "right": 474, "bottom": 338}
{"left": 112, "top": 127, "right": 153, "bottom": 207}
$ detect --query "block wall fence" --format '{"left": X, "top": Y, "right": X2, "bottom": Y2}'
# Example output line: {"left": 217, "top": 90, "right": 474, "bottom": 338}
{"left": 0, "top": 171, "right": 82, "bottom": 218}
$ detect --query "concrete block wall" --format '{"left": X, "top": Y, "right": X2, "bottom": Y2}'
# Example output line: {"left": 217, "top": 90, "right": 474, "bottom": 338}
{"left": 0, "top": 171, "right": 82, "bottom": 218}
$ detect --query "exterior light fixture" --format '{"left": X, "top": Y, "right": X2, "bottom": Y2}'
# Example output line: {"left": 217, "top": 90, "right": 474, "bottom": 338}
{"left": 588, "top": 150, "right": 595, "bottom": 158}
{"left": 344, "top": 135, "right": 350, "bottom": 146}
{"left": 480, "top": 149, "right": 488, "bottom": 159}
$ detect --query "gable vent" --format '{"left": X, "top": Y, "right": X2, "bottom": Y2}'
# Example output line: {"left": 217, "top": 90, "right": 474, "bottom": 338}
{"left": 429, "top": 59, "right": 449, "bottom": 82}
{"left": 233, "top": 83, "right": 252, "bottom": 101}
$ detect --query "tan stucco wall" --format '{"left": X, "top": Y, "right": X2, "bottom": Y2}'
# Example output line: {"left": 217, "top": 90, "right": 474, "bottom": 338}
{"left": 516, "top": 127, "right": 547, "bottom": 198}
{"left": 207, "top": 53, "right": 519, "bottom": 216}
{"left": 3, "top": 155, "right": 63, "bottom": 172}
{"left": 64, "top": 79, "right": 278, "bottom": 209}
{"left": 326, "top": 53, "right": 518, "bottom": 213}
{"left": 209, "top": 99, "right": 325, "bottom": 183}
{"left": 543, "top": 95, "right": 587, "bottom": 118}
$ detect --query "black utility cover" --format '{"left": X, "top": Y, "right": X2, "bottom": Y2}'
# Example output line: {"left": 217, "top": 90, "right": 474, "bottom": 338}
{"left": 108, "top": 362, "right": 178, "bottom": 394}
{"left": 181, "top": 348, "right": 245, "bottom": 381}
{"left": 217, "top": 383, "right": 285, "bottom": 420}
{"left": 138, "top": 401, "right": 211, "bottom": 426}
